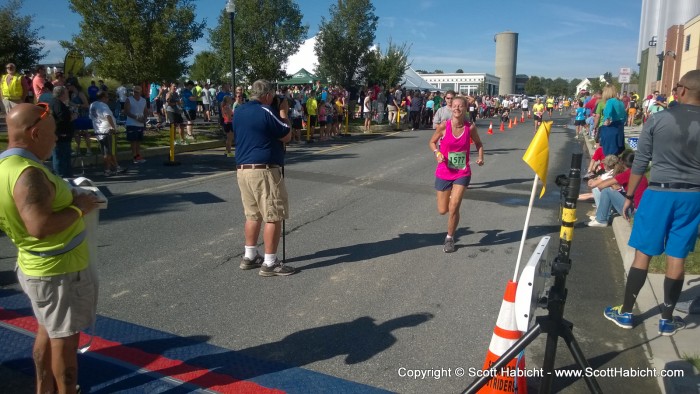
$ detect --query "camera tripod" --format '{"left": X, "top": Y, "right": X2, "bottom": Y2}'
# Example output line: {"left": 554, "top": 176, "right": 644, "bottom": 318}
{"left": 463, "top": 153, "right": 602, "bottom": 394}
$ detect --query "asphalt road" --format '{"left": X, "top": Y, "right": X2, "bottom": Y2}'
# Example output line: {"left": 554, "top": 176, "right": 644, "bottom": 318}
{"left": 0, "top": 112, "right": 659, "bottom": 393}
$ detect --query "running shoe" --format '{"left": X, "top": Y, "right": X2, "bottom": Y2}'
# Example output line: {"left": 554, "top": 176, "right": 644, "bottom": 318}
{"left": 659, "top": 316, "right": 686, "bottom": 336}
{"left": 443, "top": 237, "right": 455, "bottom": 253}
{"left": 240, "top": 254, "right": 263, "bottom": 270}
{"left": 259, "top": 259, "right": 296, "bottom": 277}
{"left": 603, "top": 305, "right": 633, "bottom": 329}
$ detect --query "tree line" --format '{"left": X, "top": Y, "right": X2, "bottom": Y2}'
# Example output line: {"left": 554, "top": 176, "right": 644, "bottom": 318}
{"left": 3, "top": 0, "right": 410, "bottom": 89}
{"left": 3, "top": 0, "right": 638, "bottom": 93}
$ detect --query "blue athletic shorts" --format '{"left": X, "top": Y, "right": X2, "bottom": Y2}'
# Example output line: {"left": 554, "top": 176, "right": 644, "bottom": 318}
{"left": 629, "top": 189, "right": 700, "bottom": 258}
{"left": 435, "top": 175, "right": 471, "bottom": 191}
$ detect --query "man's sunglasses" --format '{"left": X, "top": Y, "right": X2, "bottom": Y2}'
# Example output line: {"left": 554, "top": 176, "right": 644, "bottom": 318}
{"left": 28, "top": 103, "right": 50, "bottom": 129}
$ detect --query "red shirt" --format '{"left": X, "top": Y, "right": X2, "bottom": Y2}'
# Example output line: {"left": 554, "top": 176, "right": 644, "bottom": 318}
{"left": 621, "top": 95, "right": 630, "bottom": 109}
{"left": 584, "top": 97, "right": 598, "bottom": 114}
{"left": 592, "top": 147, "right": 605, "bottom": 172}
{"left": 615, "top": 169, "right": 648, "bottom": 208}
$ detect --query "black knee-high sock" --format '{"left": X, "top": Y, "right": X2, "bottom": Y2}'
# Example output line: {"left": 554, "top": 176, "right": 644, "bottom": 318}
{"left": 622, "top": 267, "right": 648, "bottom": 313}
{"left": 661, "top": 277, "right": 684, "bottom": 320}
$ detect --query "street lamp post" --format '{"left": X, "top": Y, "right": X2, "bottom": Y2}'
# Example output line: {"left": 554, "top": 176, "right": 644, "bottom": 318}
{"left": 226, "top": 0, "right": 236, "bottom": 89}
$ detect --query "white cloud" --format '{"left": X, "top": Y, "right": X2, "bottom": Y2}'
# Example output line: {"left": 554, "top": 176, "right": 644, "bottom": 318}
{"left": 40, "top": 39, "right": 67, "bottom": 64}
{"left": 284, "top": 36, "right": 318, "bottom": 75}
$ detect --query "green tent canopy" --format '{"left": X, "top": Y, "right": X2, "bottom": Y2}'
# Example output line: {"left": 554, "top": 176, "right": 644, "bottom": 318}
{"left": 278, "top": 68, "right": 322, "bottom": 85}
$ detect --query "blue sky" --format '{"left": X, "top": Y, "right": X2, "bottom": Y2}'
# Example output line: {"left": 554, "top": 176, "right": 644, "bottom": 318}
{"left": 21, "top": 0, "right": 641, "bottom": 80}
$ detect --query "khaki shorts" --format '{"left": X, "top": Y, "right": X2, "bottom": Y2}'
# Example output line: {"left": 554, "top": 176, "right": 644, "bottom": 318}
{"left": 237, "top": 167, "right": 289, "bottom": 222}
{"left": 17, "top": 265, "right": 98, "bottom": 338}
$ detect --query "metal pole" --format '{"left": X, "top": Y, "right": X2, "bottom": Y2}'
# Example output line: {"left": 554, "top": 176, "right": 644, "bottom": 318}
{"left": 228, "top": 10, "right": 235, "bottom": 89}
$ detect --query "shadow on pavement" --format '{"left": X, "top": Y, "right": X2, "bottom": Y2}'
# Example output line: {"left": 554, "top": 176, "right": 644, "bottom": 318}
{"left": 91, "top": 313, "right": 433, "bottom": 392}
{"left": 288, "top": 229, "right": 472, "bottom": 270}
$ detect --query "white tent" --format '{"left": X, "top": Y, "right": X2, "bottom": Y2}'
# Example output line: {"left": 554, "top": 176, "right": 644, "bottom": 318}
{"left": 400, "top": 67, "right": 440, "bottom": 91}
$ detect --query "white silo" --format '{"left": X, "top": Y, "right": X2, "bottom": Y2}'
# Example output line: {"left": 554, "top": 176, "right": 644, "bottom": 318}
{"left": 494, "top": 31, "right": 518, "bottom": 95}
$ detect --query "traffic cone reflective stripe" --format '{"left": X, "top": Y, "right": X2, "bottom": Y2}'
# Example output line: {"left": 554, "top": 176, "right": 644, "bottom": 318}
{"left": 478, "top": 280, "right": 527, "bottom": 394}
{"left": 488, "top": 122, "right": 493, "bottom": 135}
{"left": 493, "top": 325, "right": 522, "bottom": 340}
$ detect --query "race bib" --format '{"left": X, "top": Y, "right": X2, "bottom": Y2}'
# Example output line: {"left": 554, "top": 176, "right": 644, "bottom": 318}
{"left": 469, "top": 106, "right": 475, "bottom": 112}
{"left": 447, "top": 152, "right": 467, "bottom": 170}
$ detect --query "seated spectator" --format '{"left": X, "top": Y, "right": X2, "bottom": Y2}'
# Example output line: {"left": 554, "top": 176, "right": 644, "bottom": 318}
{"left": 584, "top": 144, "right": 606, "bottom": 180}
{"left": 579, "top": 154, "right": 620, "bottom": 201}
{"left": 588, "top": 151, "right": 648, "bottom": 227}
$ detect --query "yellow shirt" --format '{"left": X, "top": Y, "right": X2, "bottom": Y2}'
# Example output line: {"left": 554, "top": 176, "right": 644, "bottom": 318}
{"left": 306, "top": 97, "right": 318, "bottom": 116}
{"left": 533, "top": 103, "right": 545, "bottom": 115}
{"left": 546, "top": 98, "right": 554, "bottom": 108}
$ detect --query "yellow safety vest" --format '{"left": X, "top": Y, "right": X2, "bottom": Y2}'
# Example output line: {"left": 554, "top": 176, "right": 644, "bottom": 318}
{"left": 1, "top": 74, "right": 23, "bottom": 100}
{"left": 0, "top": 149, "right": 88, "bottom": 276}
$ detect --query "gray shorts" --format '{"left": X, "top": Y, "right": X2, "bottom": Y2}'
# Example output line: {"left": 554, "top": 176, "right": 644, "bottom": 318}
{"left": 17, "top": 265, "right": 98, "bottom": 338}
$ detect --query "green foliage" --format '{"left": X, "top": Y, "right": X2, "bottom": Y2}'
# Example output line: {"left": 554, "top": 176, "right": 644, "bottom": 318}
{"left": 524, "top": 76, "right": 544, "bottom": 95}
{"left": 650, "top": 237, "right": 700, "bottom": 274}
{"left": 455, "top": 69, "right": 464, "bottom": 73}
{"left": 414, "top": 69, "right": 428, "bottom": 74}
{"left": 433, "top": 69, "right": 444, "bottom": 74}
{"left": 588, "top": 78, "right": 605, "bottom": 94}
{"left": 365, "top": 39, "right": 411, "bottom": 88}
{"left": 65, "top": 0, "right": 205, "bottom": 84}
{"left": 569, "top": 78, "right": 582, "bottom": 94}
{"left": 0, "top": 0, "right": 46, "bottom": 70}
{"left": 189, "top": 51, "right": 224, "bottom": 84}
{"left": 548, "top": 78, "right": 570, "bottom": 96}
{"left": 603, "top": 71, "right": 613, "bottom": 84}
{"left": 208, "top": 0, "right": 307, "bottom": 86}
{"left": 315, "top": 0, "right": 378, "bottom": 88}
{"left": 630, "top": 70, "right": 639, "bottom": 85}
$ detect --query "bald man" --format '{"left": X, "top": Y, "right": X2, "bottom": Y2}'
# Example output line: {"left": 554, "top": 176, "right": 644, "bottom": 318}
{"left": 0, "top": 103, "right": 102, "bottom": 393}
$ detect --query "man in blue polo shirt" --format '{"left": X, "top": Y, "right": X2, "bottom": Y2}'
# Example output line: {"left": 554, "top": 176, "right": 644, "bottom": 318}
{"left": 233, "top": 79, "right": 295, "bottom": 277}
{"left": 180, "top": 80, "right": 199, "bottom": 142}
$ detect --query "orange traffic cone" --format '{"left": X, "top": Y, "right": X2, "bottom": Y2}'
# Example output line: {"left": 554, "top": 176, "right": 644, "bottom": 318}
{"left": 514, "top": 117, "right": 518, "bottom": 126}
{"left": 508, "top": 119, "right": 513, "bottom": 129}
{"left": 488, "top": 122, "right": 493, "bottom": 135}
{"left": 478, "top": 280, "right": 527, "bottom": 394}
{"left": 521, "top": 112, "right": 525, "bottom": 123}
{"left": 499, "top": 122, "right": 505, "bottom": 132}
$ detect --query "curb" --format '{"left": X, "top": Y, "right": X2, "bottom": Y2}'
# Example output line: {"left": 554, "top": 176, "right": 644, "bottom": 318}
{"left": 70, "top": 139, "right": 226, "bottom": 169}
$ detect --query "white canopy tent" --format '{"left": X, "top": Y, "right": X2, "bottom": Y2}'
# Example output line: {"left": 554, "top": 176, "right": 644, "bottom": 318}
{"left": 400, "top": 67, "right": 440, "bottom": 91}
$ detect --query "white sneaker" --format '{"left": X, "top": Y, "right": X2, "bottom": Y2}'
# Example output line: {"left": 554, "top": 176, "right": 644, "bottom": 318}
{"left": 589, "top": 215, "right": 597, "bottom": 221}
{"left": 587, "top": 219, "right": 608, "bottom": 227}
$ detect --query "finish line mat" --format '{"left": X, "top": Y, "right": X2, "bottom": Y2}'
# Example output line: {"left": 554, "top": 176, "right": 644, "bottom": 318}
{"left": 0, "top": 289, "right": 390, "bottom": 393}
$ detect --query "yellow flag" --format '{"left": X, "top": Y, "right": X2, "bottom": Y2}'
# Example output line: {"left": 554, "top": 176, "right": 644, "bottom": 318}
{"left": 522, "top": 121, "right": 552, "bottom": 198}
